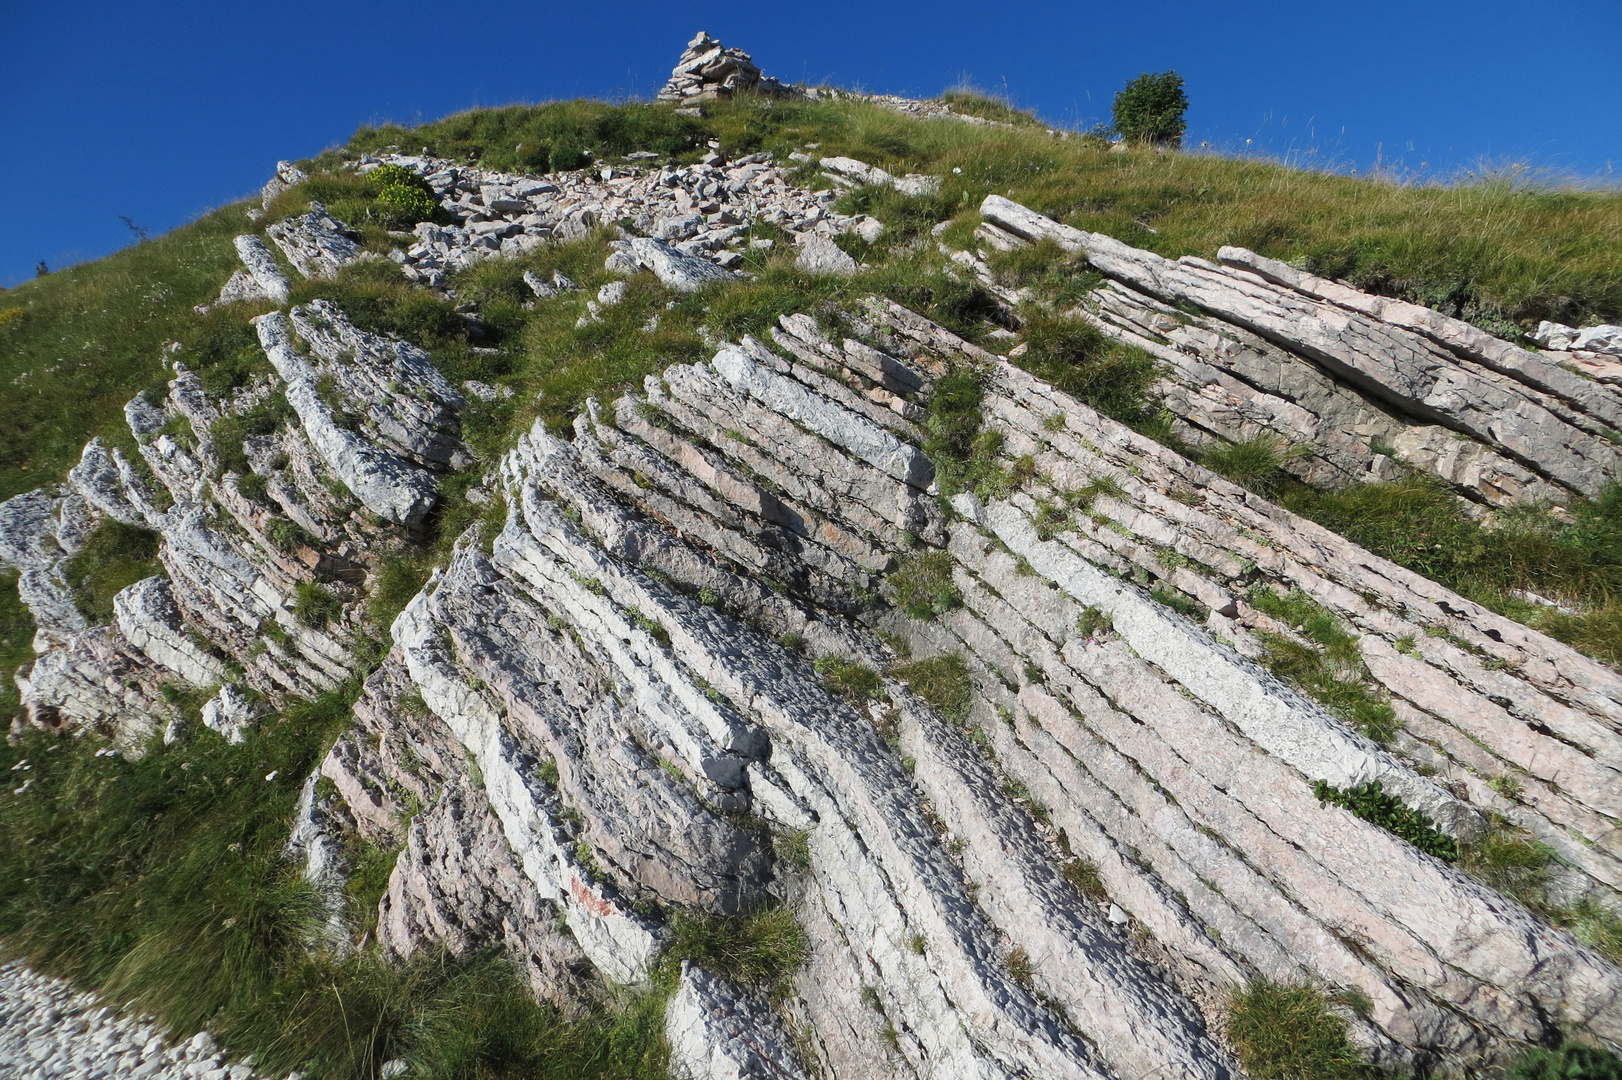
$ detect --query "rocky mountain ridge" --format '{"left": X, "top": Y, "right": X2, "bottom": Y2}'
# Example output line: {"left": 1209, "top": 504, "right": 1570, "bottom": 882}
{"left": 3, "top": 30, "right": 1622, "bottom": 1080}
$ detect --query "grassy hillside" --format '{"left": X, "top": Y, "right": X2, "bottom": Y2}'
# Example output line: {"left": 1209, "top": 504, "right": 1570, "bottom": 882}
{"left": 2, "top": 90, "right": 1621, "bottom": 1080}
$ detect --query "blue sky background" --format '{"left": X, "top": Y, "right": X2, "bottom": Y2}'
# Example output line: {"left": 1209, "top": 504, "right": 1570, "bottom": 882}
{"left": 2, "top": 0, "right": 1619, "bottom": 287}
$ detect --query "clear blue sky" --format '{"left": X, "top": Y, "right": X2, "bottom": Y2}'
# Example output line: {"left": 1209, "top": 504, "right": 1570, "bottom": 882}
{"left": 3, "top": 0, "right": 1619, "bottom": 287}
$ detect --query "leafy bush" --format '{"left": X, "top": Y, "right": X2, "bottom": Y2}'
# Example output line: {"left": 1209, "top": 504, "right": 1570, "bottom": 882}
{"left": 1312, "top": 780, "right": 1458, "bottom": 861}
{"left": 1112, "top": 71, "right": 1189, "bottom": 147}
{"left": 1227, "top": 979, "right": 1368, "bottom": 1080}
{"left": 369, "top": 163, "right": 440, "bottom": 225}
{"left": 60, "top": 520, "right": 163, "bottom": 623}
{"left": 890, "top": 654, "right": 973, "bottom": 721}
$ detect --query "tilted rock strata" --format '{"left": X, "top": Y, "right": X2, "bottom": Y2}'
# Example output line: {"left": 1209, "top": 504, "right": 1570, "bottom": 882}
{"left": 979, "top": 194, "right": 1622, "bottom": 501}
{"left": 7, "top": 153, "right": 1622, "bottom": 1076}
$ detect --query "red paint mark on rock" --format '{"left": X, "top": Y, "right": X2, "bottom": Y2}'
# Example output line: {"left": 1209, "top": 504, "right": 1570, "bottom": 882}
{"left": 571, "top": 874, "right": 619, "bottom": 918}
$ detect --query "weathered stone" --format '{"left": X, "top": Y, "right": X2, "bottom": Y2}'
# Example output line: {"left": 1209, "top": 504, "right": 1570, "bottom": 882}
{"left": 794, "top": 236, "right": 857, "bottom": 276}
{"left": 625, "top": 237, "right": 736, "bottom": 292}
{"left": 265, "top": 203, "right": 365, "bottom": 280}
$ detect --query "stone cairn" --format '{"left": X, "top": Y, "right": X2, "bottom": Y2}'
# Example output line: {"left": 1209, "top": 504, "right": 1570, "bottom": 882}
{"left": 655, "top": 31, "right": 805, "bottom": 105}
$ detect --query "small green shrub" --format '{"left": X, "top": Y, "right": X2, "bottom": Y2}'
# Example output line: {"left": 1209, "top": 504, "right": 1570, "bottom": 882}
{"left": 235, "top": 471, "right": 269, "bottom": 505}
{"left": 1112, "top": 71, "right": 1189, "bottom": 147}
{"left": 1226, "top": 979, "right": 1368, "bottom": 1080}
{"left": 1312, "top": 780, "right": 1457, "bottom": 861}
{"left": 60, "top": 520, "right": 164, "bottom": 623}
{"left": 1150, "top": 585, "right": 1200, "bottom": 618}
{"left": 370, "top": 163, "right": 441, "bottom": 224}
{"left": 889, "top": 551, "right": 962, "bottom": 619}
{"left": 890, "top": 653, "right": 973, "bottom": 721}
{"left": 814, "top": 656, "right": 883, "bottom": 704}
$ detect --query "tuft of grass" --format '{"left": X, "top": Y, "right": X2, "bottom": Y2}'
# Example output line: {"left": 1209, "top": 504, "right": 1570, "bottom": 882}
{"left": 60, "top": 519, "right": 164, "bottom": 624}
{"left": 1012, "top": 310, "right": 1162, "bottom": 430}
{"left": 890, "top": 653, "right": 974, "bottom": 721}
{"left": 1250, "top": 587, "right": 1398, "bottom": 743}
{"left": 366, "top": 557, "right": 431, "bottom": 637}
{"left": 661, "top": 904, "right": 808, "bottom": 997}
{"left": 1226, "top": 979, "right": 1370, "bottom": 1080}
{"left": 1507, "top": 1043, "right": 1622, "bottom": 1080}
{"left": 1061, "top": 858, "right": 1107, "bottom": 901}
{"left": 889, "top": 551, "right": 962, "bottom": 620}
{"left": 940, "top": 88, "right": 1045, "bottom": 129}
{"left": 292, "top": 581, "right": 343, "bottom": 629}
{"left": 1200, "top": 436, "right": 1307, "bottom": 500}
{"left": 814, "top": 655, "right": 883, "bottom": 704}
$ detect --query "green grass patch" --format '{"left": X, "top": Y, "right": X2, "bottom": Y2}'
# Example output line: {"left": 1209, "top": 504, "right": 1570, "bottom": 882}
{"left": 0, "top": 571, "right": 35, "bottom": 720}
{"left": 1226, "top": 978, "right": 1370, "bottom": 1080}
{"left": 0, "top": 203, "right": 253, "bottom": 501}
{"left": 890, "top": 653, "right": 973, "bottom": 721}
{"left": 60, "top": 519, "right": 164, "bottom": 624}
{"left": 814, "top": 655, "right": 883, "bottom": 704}
{"left": 661, "top": 903, "right": 808, "bottom": 998}
{"left": 1280, "top": 475, "right": 1622, "bottom": 667}
{"left": 1012, "top": 310, "right": 1162, "bottom": 430}
{"left": 1509, "top": 1044, "right": 1622, "bottom": 1080}
{"left": 1250, "top": 587, "right": 1398, "bottom": 743}
{"left": 0, "top": 686, "right": 669, "bottom": 1079}
{"left": 888, "top": 551, "right": 962, "bottom": 619}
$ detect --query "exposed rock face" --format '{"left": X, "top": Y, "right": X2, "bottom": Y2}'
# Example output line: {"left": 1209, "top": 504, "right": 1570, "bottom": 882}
{"left": 656, "top": 31, "right": 806, "bottom": 104}
{"left": 666, "top": 962, "right": 808, "bottom": 1080}
{"left": 264, "top": 202, "right": 365, "bottom": 279}
{"left": 978, "top": 194, "right": 1622, "bottom": 502}
{"left": 9, "top": 139, "right": 1622, "bottom": 1080}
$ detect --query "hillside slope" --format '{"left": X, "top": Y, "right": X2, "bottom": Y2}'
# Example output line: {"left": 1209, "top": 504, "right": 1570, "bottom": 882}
{"left": 2, "top": 32, "right": 1622, "bottom": 1080}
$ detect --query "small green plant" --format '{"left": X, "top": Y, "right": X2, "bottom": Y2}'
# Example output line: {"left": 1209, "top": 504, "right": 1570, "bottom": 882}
{"left": 815, "top": 655, "right": 883, "bottom": 704}
{"left": 662, "top": 904, "right": 808, "bottom": 995}
{"left": 1112, "top": 71, "right": 1189, "bottom": 147}
{"left": 370, "top": 163, "right": 441, "bottom": 224}
{"left": 1005, "top": 946, "right": 1035, "bottom": 989}
{"left": 1061, "top": 858, "right": 1108, "bottom": 901}
{"left": 1201, "top": 436, "right": 1306, "bottom": 500}
{"left": 1226, "top": 979, "right": 1369, "bottom": 1080}
{"left": 1312, "top": 780, "right": 1457, "bottom": 861}
{"left": 1014, "top": 311, "right": 1162, "bottom": 429}
{"left": 1150, "top": 585, "right": 1201, "bottom": 618}
{"left": 773, "top": 828, "right": 811, "bottom": 872}
{"left": 1250, "top": 587, "right": 1398, "bottom": 743}
{"left": 292, "top": 580, "right": 344, "bottom": 629}
{"left": 1076, "top": 606, "right": 1112, "bottom": 639}
{"left": 888, "top": 550, "right": 962, "bottom": 619}
{"left": 890, "top": 653, "right": 974, "bottom": 721}
{"left": 366, "top": 556, "right": 429, "bottom": 636}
